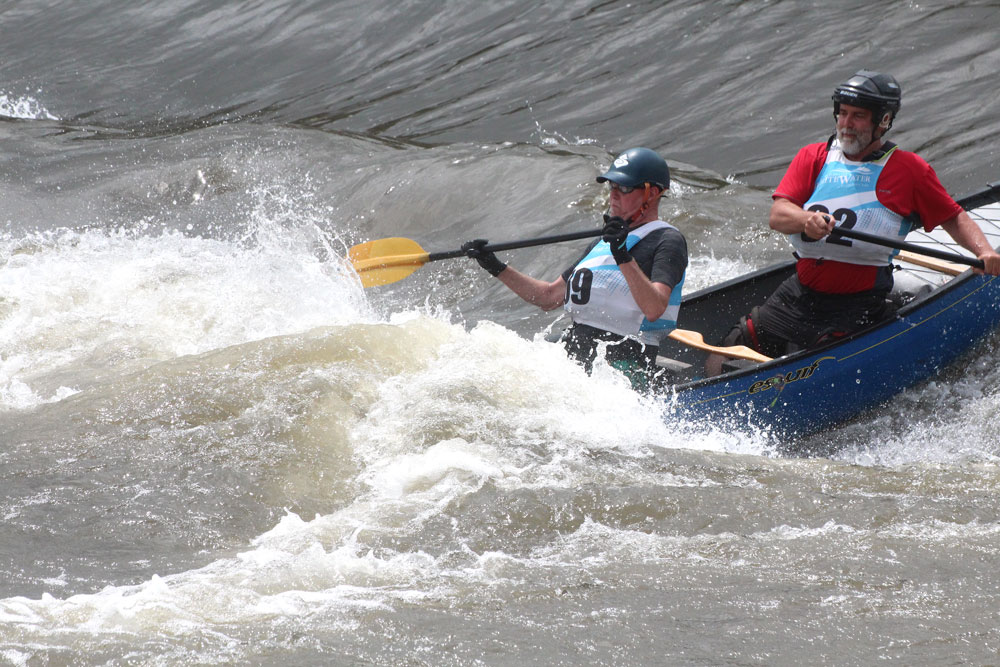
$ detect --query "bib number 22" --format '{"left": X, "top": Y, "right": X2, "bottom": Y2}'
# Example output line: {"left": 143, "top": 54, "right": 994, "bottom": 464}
{"left": 801, "top": 204, "right": 857, "bottom": 247}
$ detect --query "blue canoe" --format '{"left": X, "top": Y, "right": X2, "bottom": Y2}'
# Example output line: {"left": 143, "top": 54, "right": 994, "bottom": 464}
{"left": 658, "top": 181, "right": 1000, "bottom": 438}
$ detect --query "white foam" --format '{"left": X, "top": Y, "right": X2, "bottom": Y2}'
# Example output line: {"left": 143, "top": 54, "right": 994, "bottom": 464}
{"left": 832, "top": 363, "right": 1000, "bottom": 467}
{"left": 0, "top": 313, "right": 773, "bottom": 639}
{"left": 0, "top": 225, "right": 371, "bottom": 410}
{"left": 0, "top": 92, "right": 57, "bottom": 120}
{"left": 3, "top": 228, "right": 987, "bottom": 649}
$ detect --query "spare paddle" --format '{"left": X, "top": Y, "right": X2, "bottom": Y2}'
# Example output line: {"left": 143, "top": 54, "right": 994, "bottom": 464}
{"left": 896, "top": 251, "right": 966, "bottom": 276}
{"left": 667, "top": 329, "right": 773, "bottom": 363}
{"left": 829, "top": 227, "right": 986, "bottom": 271}
{"left": 349, "top": 229, "right": 605, "bottom": 287}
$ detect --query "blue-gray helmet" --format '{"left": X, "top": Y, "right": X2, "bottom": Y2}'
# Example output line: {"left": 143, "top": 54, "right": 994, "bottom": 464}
{"left": 596, "top": 147, "right": 670, "bottom": 191}
{"left": 832, "top": 70, "right": 901, "bottom": 131}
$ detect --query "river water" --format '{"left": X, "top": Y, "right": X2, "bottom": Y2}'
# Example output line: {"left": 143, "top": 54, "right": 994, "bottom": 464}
{"left": 2, "top": 1, "right": 1000, "bottom": 665}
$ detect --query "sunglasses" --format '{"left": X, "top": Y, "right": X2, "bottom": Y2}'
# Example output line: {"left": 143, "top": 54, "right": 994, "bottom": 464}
{"left": 609, "top": 182, "right": 642, "bottom": 194}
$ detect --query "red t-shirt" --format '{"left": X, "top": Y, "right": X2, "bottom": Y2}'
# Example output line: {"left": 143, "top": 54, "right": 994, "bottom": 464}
{"left": 773, "top": 141, "right": 963, "bottom": 293}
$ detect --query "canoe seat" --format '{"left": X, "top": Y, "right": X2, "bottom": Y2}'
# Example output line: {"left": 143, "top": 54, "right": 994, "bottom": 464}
{"left": 655, "top": 356, "right": 693, "bottom": 373}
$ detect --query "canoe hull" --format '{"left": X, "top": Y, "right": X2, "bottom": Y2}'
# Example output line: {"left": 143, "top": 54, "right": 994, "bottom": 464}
{"left": 666, "top": 272, "right": 1000, "bottom": 437}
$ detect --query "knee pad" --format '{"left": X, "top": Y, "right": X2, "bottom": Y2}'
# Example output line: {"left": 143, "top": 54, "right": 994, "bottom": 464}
{"left": 723, "top": 307, "right": 762, "bottom": 350}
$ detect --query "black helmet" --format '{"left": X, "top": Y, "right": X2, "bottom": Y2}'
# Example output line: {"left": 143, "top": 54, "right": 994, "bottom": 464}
{"left": 832, "top": 70, "right": 902, "bottom": 131}
{"left": 596, "top": 147, "right": 670, "bottom": 191}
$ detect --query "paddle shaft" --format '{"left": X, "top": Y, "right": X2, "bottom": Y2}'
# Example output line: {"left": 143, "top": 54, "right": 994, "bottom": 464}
{"left": 427, "top": 229, "right": 604, "bottom": 262}
{"left": 829, "top": 227, "right": 985, "bottom": 270}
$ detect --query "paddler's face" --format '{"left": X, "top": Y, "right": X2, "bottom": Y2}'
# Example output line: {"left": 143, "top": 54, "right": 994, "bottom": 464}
{"left": 836, "top": 103, "right": 878, "bottom": 157}
{"left": 608, "top": 181, "right": 647, "bottom": 219}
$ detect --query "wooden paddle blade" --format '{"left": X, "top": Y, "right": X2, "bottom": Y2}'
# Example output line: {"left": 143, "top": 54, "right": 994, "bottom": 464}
{"left": 897, "top": 250, "right": 967, "bottom": 276}
{"left": 668, "top": 329, "right": 773, "bottom": 363}
{"left": 348, "top": 237, "right": 432, "bottom": 287}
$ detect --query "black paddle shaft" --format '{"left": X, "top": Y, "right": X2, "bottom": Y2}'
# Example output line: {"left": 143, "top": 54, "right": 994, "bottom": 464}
{"left": 830, "top": 227, "right": 986, "bottom": 270}
{"left": 428, "top": 228, "right": 605, "bottom": 262}
{"left": 431, "top": 216, "right": 993, "bottom": 269}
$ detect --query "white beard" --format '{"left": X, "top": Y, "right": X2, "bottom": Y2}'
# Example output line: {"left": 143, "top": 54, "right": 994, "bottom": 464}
{"left": 837, "top": 126, "right": 874, "bottom": 157}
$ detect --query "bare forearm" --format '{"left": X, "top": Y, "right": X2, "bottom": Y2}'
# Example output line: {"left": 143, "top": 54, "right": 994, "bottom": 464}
{"left": 940, "top": 212, "right": 1000, "bottom": 275}
{"left": 770, "top": 197, "right": 834, "bottom": 239}
{"left": 619, "top": 260, "right": 672, "bottom": 321}
{"left": 941, "top": 212, "right": 994, "bottom": 255}
{"left": 770, "top": 198, "right": 809, "bottom": 233}
{"left": 496, "top": 267, "right": 567, "bottom": 311}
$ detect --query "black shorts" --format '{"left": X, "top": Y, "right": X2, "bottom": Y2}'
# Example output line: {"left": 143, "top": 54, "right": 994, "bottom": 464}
{"left": 561, "top": 323, "right": 668, "bottom": 392}
{"left": 721, "top": 275, "right": 895, "bottom": 357}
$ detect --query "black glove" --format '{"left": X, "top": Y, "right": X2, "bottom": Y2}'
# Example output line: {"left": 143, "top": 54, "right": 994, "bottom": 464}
{"left": 462, "top": 238, "right": 507, "bottom": 277}
{"left": 602, "top": 215, "right": 632, "bottom": 265}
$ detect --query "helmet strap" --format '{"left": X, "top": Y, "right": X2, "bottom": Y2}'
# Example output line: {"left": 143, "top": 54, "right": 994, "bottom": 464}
{"left": 624, "top": 183, "right": 656, "bottom": 225}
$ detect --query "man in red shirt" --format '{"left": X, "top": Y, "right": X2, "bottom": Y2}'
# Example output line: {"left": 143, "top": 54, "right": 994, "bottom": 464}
{"left": 706, "top": 70, "right": 1000, "bottom": 375}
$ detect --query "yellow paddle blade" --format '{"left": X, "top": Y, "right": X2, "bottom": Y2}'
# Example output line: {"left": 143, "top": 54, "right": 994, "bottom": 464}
{"left": 348, "top": 237, "right": 432, "bottom": 288}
